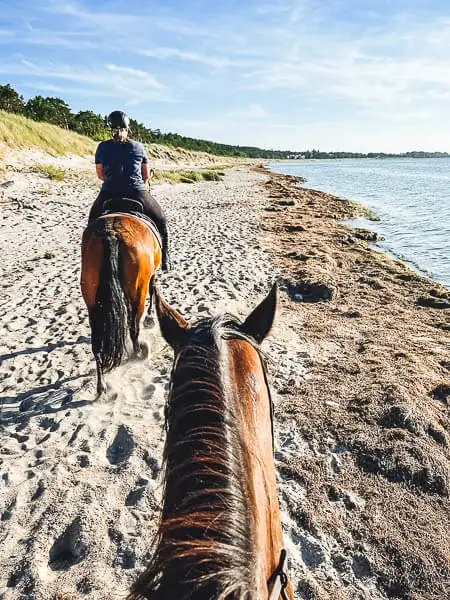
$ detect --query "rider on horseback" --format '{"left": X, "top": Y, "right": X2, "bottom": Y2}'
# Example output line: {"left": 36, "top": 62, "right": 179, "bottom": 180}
{"left": 88, "top": 110, "right": 171, "bottom": 271}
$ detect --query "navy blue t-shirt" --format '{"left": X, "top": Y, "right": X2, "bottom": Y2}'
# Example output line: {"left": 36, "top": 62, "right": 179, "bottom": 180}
{"left": 95, "top": 139, "right": 148, "bottom": 194}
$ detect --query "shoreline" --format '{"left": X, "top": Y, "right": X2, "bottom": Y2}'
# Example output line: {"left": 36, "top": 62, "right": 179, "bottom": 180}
{"left": 255, "top": 166, "right": 449, "bottom": 599}
{"left": 266, "top": 162, "right": 450, "bottom": 292}
{"left": 0, "top": 157, "right": 448, "bottom": 600}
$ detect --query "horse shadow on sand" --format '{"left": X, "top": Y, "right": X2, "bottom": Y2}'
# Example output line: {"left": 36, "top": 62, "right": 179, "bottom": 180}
{"left": 0, "top": 337, "right": 94, "bottom": 430}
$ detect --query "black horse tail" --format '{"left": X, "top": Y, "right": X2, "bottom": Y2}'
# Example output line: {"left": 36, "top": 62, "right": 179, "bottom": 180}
{"left": 89, "top": 233, "right": 128, "bottom": 372}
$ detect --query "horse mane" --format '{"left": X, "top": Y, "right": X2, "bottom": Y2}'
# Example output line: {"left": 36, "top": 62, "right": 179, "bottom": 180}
{"left": 129, "top": 315, "right": 268, "bottom": 600}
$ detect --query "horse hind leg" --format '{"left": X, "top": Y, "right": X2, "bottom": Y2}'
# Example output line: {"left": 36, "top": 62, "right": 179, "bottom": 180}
{"left": 130, "top": 307, "right": 149, "bottom": 359}
{"left": 128, "top": 280, "right": 149, "bottom": 359}
{"left": 144, "top": 274, "right": 156, "bottom": 329}
{"left": 120, "top": 238, "right": 151, "bottom": 359}
{"left": 94, "top": 353, "right": 107, "bottom": 395}
{"left": 89, "top": 307, "right": 107, "bottom": 395}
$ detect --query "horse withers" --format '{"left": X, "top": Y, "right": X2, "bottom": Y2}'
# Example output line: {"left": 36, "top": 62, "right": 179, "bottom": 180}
{"left": 129, "top": 284, "right": 294, "bottom": 600}
{"left": 80, "top": 212, "right": 161, "bottom": 395}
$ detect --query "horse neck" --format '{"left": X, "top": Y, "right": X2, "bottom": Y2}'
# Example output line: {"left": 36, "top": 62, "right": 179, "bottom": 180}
{"left": 225, "top": 339, "right": 286, "bottom": 597}
{"left": 130, "top": 334, "right": 259, "bottom": 600}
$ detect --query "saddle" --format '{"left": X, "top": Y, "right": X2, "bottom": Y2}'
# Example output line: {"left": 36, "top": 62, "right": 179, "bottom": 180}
{"left": 101, "top": 198, "right": 162, "bottom": 249}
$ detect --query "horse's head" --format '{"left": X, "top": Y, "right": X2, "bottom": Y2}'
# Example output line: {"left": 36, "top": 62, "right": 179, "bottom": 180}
{"left": 154, "top": 282, "right": 277, "bottom": 352}
{"left": 132, "top": 284, "right": 293, "bottom": 600}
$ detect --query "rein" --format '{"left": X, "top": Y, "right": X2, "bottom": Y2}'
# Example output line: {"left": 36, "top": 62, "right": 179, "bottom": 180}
{"left": 268, "top": 549, "right": 289, "bottom": 600}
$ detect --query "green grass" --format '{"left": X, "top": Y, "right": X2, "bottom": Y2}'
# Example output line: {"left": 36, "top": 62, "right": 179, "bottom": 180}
{"left": 30, "top": 164, "right": 66, "bottom": 181}
{"left": 0, "top": 110, "right": 95, "bottom": 156}
{"left": 33, "top": 185, "right": 51, "bottom": 195}
{"left": 152, "top": 168, "right": 226, "bottom": 184}
{"left": 204, "top": 164, "right": 235, "bottom": 170}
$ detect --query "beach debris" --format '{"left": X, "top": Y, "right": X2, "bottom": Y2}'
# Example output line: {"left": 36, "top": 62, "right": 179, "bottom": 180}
{"left": 417, "top": 295, "right": 450, "bottom": 309}
{"left": 285, "top": 224, "right": 306, "bottom": 233}
{"left": 281, "top": 277, "right": 334, "bottom": 303}
{"left": 286, "top": 251, "right": 310, "bottom": 261}
{"left": 429, "top": 383, "right": 450, "bottom": 405}
{"left": 276, "top": 199, "right": 296, "bottom": 207}
{"left": 353, "top": 228, "right": 384, "bottom": 242}
{"left": 342, "top": 310, "right": 362, "bottom": 318}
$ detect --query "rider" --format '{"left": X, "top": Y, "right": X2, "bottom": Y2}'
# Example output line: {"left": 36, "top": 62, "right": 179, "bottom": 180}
{"left": 88, "top": 110, "right": 171, "bottom": 271}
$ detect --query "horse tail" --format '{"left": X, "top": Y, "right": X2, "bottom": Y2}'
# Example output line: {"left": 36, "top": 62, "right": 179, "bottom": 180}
{"left": 89, "top": 232, "right": 128, "bottom": 372}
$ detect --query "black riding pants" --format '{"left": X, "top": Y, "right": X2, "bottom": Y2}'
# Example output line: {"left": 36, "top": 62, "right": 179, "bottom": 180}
{"left": 88, "top": 189, "right": 168, "bottom": 236}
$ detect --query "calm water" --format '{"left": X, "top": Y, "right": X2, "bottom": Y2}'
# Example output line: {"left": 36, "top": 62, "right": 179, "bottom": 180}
{"left": 270, "top": 158, "right": 450, "bottom": 289}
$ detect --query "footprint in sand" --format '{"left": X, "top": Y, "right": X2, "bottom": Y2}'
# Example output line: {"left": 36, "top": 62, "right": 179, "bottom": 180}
{"left": 106, "top": 425, "right": 134, "bottom": 466}
{"left": 48, "top": 516, "right": 88, "bottom": 571}
{"left": 125, "top": 478, "right": 148, "bottom": 506}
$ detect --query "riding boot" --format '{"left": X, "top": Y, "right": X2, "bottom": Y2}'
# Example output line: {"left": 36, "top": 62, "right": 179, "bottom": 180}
{"left": 159, "top": 222, "right": 171, "bottom": 272}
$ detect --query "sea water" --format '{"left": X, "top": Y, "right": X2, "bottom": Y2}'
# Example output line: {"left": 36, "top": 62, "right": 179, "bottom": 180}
{"left": 270, "top": 158, "right": 450, "bottom": 289}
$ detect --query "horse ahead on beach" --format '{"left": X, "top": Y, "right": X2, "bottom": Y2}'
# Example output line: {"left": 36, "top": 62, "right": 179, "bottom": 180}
{"left": 80, "top": 205, "right": 161, "bottom": 394}
{"left": 129, "top": 284, "right": 294, "bottom": 600}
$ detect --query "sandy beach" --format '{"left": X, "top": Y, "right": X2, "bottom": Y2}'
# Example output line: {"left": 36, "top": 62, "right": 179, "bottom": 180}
{"left": 0, "top": 152, "right": 449, "bottom": 599}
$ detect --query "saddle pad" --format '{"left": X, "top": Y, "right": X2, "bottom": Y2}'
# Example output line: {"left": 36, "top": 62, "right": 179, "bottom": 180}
{"left": 99, "top": 212, "right": 162, "bottom": 250}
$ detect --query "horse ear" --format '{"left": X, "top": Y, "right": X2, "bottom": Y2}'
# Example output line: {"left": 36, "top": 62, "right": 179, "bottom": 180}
{"left": 241, "top": 283, "right": 277, "bottom": 343}
{"left": 154, "top": 286, "right": 189, "bottom": 349}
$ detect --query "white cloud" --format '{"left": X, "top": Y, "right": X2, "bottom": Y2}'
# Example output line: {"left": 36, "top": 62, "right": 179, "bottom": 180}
{"left": 106, "top": 64, "right": 164, "bottom": 90}
{"left": 139, "top": 47, "right": 234, "bottom": 69}
{"left": 3, "top": 1, "right": 450, "bottom": 150}
{"left": 228, "top": 103, "right": 267, "bottom": 119}
{"left": 47, "top": 1, "right": 141, "bottom": 27}
{"left": 238, "top": 15, "right": 450, "bottom": 119}
{"left": 0, "top": 60, "right": 169, "bottom": 105}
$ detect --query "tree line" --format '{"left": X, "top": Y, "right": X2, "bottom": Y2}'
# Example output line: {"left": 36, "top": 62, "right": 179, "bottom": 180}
{"left": 0, "top": 82, "right": 289, "bottom": 157}
{"left": 1, "top": 83, "right": 448, "bottom": 159}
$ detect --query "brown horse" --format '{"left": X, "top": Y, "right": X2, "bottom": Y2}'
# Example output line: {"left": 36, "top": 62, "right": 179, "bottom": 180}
{"left": 80, "top": 214, "right": 161, "bottom": 394}
{"left": 129, "top": 284, "right": 294, "bottom": 600}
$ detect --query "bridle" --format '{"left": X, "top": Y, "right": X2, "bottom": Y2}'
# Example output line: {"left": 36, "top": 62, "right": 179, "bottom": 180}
{"left": 268, "top": 549, "right": 289, "bottom": 600}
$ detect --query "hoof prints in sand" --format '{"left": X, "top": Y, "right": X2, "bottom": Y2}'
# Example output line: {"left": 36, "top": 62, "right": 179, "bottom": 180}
{"left": 0, "top": 169, "right": 311, "bottom": 598}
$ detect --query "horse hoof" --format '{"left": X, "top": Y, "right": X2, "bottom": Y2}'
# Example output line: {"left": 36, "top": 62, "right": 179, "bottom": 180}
{"left": 97, "top": 382, "right": 107, "bottom": 396}
{"left": 139, "top": 342, "right": 149, "bottom": 359}
{"left": 144, "top": 315, "right": 155, "bottom": 329}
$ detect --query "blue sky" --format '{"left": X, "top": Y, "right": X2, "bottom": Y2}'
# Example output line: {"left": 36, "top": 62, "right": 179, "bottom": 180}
{"left": 1, "top": 0, "right": 450, "bottom": 151}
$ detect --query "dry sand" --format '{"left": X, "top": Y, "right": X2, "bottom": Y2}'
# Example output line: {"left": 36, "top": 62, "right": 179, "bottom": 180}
{"left": 0, "top": 152, "right": 449, "bottom": 600}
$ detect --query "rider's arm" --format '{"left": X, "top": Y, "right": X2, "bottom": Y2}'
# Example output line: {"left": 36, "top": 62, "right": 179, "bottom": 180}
{"left": 141, "top": 144, "right": 151, "bottom": 184}
{"left": 141, "top": 162, "right": 150, "bottom": 184}
{"left": 96, "top": 164, "right": 105, "bottom": 181}
{"left": 95, "top": 142, "right": 105, "bottom": 181}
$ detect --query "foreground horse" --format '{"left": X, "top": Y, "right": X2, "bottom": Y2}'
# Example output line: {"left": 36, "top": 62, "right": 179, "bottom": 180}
{"left": 80, "top": 213, "right": 161, "bottom": 394}
{"left": 129, "top": 284, "right": 293, "bottom": 600}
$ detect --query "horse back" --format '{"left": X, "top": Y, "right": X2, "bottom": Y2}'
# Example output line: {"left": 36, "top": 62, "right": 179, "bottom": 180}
{"left": 81, "top": 214, "right": 161, "bottom": 309}
{"left": 83, "top": 215, "right": 161, "bottom": 266}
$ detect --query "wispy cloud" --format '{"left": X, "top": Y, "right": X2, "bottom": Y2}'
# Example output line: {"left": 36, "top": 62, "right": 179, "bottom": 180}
{"left": 47, "top": 0, "right": 141, "bottom": 27}
{"left": 0, "top": 59, "right": 169, "bottom": 104}
{"left": 228, "top": 103, "right": 267, "bottom": 119}
{"left": 106, "top": 65, "right": 164, "bottom": 90}
{"left": 2, "top": 1, "right": 450, "bottom": 150}
{"left": 139, "top": 47, "right": 235, "bottom": 69}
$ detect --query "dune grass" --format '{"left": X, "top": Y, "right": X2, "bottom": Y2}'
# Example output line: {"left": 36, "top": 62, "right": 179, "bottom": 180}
{"left": 30, "top": 164, "right": 66, "bottom": 181}
{"left": 204, "top": 164, "right": 235, "bottom": 170}
{"left": 0, "top": 111, "right": 95, "bottom": 156}
{"left": 152, "top": 169, "right": 225, "bottom": 184}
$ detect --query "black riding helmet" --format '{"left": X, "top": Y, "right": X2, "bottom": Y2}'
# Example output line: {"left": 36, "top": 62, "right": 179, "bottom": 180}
{"left": 107, "top": 110, "right": 130, "bottom": 130}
